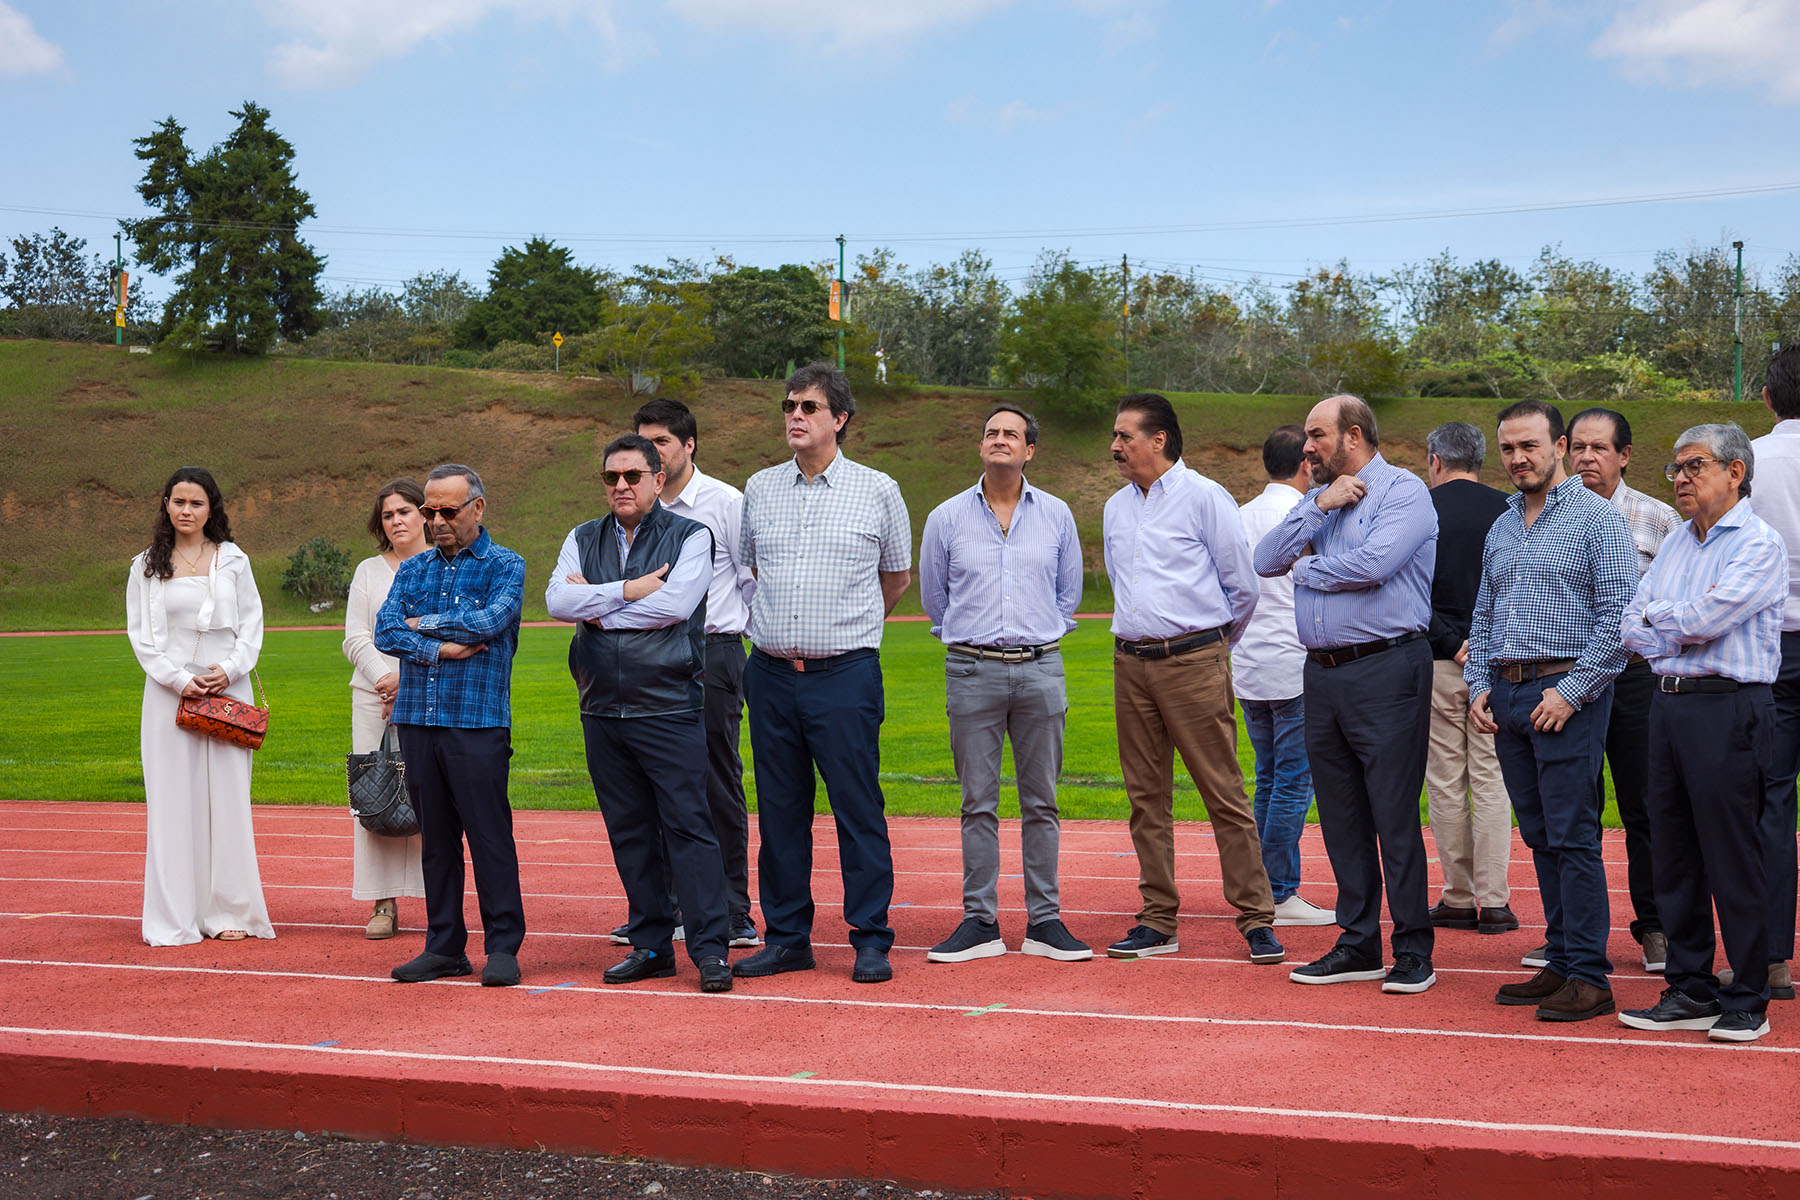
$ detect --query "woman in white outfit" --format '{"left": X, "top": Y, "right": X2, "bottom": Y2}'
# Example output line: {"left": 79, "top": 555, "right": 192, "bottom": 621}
{"left": 126, "top": 467, "right": 274, "bottom": 946}
{"left": 342, "top": 477, "right": 429, "bottom": 938}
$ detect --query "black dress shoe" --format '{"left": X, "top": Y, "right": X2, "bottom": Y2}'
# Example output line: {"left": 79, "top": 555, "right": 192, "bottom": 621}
{"left": 698, "top": 957, "right": 733, "bottom": 993}
{"left": 481, "top": 950, "right": 520, "bottom": 987}
{"left": 732, "top": 942, "right": 816, "bottom": 978}
{"left": 1428, "top": 901, "right": 1478, "bottom": 930}
{"left": 851, "top": 945, "right": 893, "bottom": 983}
{"left": 392, "top": 951, "right": 472, "bottom": 983}
{"left": 1477, "top": 905, "right": 1520, "bottom": 934}
{"left": 604, "top": 948, "right": 675, "bottom": 984}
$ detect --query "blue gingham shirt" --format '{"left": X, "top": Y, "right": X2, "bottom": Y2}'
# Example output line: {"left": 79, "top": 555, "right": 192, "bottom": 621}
{"left": 1621, "top": 498, "right": 1788, "bottom": 683}
{"left": 740, "top": 451, "right": 912, "bottom": 657}
{"left": 375, "top": 527, "right": 524, "bottom": 728}
{"left": 1253, "top": 453, "right": 1437, "bottom": 649}
{"left": 1465, "top": 476, "right": 1637, "bottom": 707}
{"left": 920, "top": 476, "right": 1081, "bottom": 646}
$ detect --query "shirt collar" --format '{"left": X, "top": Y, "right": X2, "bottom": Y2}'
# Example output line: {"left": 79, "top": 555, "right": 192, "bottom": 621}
{"left": 1261, "top": 481, "right": 1304, "bottom": 501}
{"left": 1775, "top": 419, "right": 1800, "bottom": 436}
{"left": 663, "top": 467, "right": 709, "bottom": 510}
{"left": 791, "top": 450, "right": 847, "bottom": 485}
{"left": 972, "top": 474, "right": 1037, "bottom": 506}
{"left": 1505, "top": 473, "right": 1584, "bottom": 515}
{"left": 1688, "top": 496, "right": 1752, "bottom": 542}
{"left": 440, "top": 526, "right": 492, "bottom": 562}
{"left": 1135, "top": 458, "right": 1187, "bottom": 499}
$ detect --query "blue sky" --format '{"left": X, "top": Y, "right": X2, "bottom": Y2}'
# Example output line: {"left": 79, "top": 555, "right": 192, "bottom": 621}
{"left": 4, "top": 0, "right": 1800, "bottom": 303}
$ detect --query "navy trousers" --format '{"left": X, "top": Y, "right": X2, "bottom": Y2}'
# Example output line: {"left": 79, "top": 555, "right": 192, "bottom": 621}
{"left": 1647, "top": 685, "right": 1772, "bottom": 1013}
{"left": 582, "top": 710, "right": 730, "bottom": 964}
{"left": 1597, "top": 659, "right": 1660, "bottom": 942}
{"left": 1490, "top": 674, "right": 1612, "bottom": 988}
{"left": 1302, "top": 639, "right": 1434, "bottom": 961}
{"left": 1764, "top": 631, "right": 1800, "bottom": 961}
{"left": 745, "top": 649, "right": 895, "bottom": 953}
{"left": 395, "top": 724, "right": 525, "bottom": 959}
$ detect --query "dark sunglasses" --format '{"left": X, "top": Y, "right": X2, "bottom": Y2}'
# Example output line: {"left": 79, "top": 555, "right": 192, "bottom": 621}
{"left": 780, "top": 398, "right": 829, "bottom": 416}
{"left": 603, "top": 469, "right": 653, "bottom": 487}
{"left": 419, "top": 500, "right": 473, "bottom": 522}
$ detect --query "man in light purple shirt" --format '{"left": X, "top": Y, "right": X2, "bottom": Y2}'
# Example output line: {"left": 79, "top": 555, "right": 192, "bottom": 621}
{"left": 919, "top": 404, "right": 1087, "bottom": 965}
{"left": 1102, "top": 393, "right": 1281, "bottom": 966}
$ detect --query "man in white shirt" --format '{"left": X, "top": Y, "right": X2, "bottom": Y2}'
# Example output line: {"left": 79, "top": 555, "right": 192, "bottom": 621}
{"left": 1103, "top": 393, "right": 1282, "bottom": 965}
{"left": 1746, "top": 346, "right": 1800, "bottom": 1001}
{"left": 1234, "top": 425, "right": 1333, "bottom": 927}
{"left": 632, "top": 398, "right": 761, "bottom": 951}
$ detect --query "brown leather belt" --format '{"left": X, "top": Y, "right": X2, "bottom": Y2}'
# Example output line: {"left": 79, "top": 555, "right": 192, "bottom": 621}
{"left": 1495, "top": 658, "right": 1579, "bottom": 684}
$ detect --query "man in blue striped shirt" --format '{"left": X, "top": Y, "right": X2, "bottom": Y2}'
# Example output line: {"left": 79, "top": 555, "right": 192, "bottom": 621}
{"left": 1619, "top": 423, "right": 1788, "bottom": 1043}
{"left": 1468, "top": 402, "right": 1637, "bottom": 1022}
{"left": 375, "top": 463, "right": 527, "bottom": 989}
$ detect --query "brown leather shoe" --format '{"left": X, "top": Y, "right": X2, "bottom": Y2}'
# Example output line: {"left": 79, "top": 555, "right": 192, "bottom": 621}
{"left": 1536, "top": 978, "right": 1616, "bottom": 1022}
{"left": 1495, "top": 967, "right": 1567, "bottom": 1006}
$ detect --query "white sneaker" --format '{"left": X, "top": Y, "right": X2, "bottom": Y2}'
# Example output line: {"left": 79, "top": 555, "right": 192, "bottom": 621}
{"left": 1272, "top": 894, "right": 1336, "bottom": 927}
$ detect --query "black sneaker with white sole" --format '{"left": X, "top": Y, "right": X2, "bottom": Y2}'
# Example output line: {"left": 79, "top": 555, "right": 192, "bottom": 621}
{"left": 1246, "top": 927, "right": 1285, "bottom": 964}
{"left": 927, "top": 917, "right": 1006, "bottom": 963}
{"left": 1289, "top": 943, "right": 1386, "bottom": 985}
{"left": 608, "top": 923, "right": 631, "bottom": 946}
{"left": 1708, "top": 1010, "right": 1772, "bottom": 1042}
{"left": 1021, "top": 919, "right": 1093, "bottom": 961}
{"left": 729, "top": 915, "right": 762, "bottom": 948}
{"left": 1106, "top": 924, "right": 1178, "bottom": 959}
{"left": 1381, "top": 951, "right": 1436, "bottom": 994}
{"left": 1618, "top": 986, "right": 1721, "bottom": 1032}
{"left": 1521, "top": 941, "right": 1549, "bottom": 969}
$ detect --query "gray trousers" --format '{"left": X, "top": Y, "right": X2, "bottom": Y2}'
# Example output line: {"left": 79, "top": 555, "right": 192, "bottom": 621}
{"left": 946, "top": 650, "right": 1068, "bottom": 926}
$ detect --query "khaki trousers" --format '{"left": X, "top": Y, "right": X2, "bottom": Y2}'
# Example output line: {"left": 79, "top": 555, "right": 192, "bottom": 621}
{"left": 1114, "top": 640, "right": 1275, "bottom": 935}
{"left": 1423, "top": 658, "right": 1512, "bottom": 908}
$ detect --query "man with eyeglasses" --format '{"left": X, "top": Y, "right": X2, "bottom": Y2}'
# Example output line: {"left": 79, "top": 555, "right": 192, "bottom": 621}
{"left": 1618, "top": 424, "right": 1787, "bottom": 1044}
{"left": 376, "top": 463, "right": 527, "bottom": 988}
{"left": 1566, "top": 407, "right": 1681, "bottom": 978}
{"left": 545, "top": 434, "right": 734, "bottom": 993}
{"left": 1468, "top": 401, "right": 1637, "bottom": 1023}
{"left": 1744, "top": 344, "right": 1800, "bottom": 1004}
{"left": 919, "top": 403, "right": 1087, "bottom": 965}
{"left": 733, "top": 363, "right": 912, "bottom": 984}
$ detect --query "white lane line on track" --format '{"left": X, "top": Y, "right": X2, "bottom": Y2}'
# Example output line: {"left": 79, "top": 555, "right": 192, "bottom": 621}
{"left": 0, "top": 956, "right": 1739, "bottom": 1045}
{"left": 1, "top": 1023, "right": 1794, "bottom": 1151}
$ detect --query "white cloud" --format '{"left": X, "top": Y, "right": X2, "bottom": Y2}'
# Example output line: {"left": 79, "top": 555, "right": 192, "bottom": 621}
{"left": 664, "top": 0, "right": 1012, "bottom": 50}
{"left": 0, "top": 2, "right": 66, "bottom": 79}
{"left": 1591, "top": 0, "right": 1800, "bottom": 103}
{"left": 945, "top": 94, "right": 1050, "bottom": 134}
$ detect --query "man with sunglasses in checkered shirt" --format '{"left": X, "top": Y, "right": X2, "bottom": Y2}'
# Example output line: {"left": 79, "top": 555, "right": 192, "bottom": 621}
{"left": 732, "top": 363, "right": 913, "bottom": 985}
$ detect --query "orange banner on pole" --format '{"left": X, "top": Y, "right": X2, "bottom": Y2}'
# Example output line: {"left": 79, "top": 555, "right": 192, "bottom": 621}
{"left": 829, "top": 280, "right": 841, "bottom": 322}
{"left": 117, "top": 270, "right": 129, "bottom": 308}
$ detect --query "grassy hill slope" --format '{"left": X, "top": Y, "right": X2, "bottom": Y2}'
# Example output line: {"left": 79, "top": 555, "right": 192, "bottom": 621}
{"left": 0, "top": 338, "right": 1764, "bottom": 631}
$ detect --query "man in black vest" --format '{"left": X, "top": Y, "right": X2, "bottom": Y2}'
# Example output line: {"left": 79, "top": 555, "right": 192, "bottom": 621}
{"left": 545, "top": 434, "right": 733, "bottom": 993}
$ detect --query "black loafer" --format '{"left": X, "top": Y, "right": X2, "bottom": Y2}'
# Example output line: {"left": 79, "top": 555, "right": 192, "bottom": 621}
{"left": 851, "top": 945, "right": 893, "bottom": 983}
{"left": 392, "top": 951, "right": 472, "bottom": 983}
{"left": 481, "top": 950, "right": 520, "bottom": 988}
{"left": 604, "top": 947, "right": 675, "bottom": 984}
{"left": 732, "top": 942, "right": 816, "bottom": 978}
{"left": 698, "top": 957, "right": 733, "bottom": 992}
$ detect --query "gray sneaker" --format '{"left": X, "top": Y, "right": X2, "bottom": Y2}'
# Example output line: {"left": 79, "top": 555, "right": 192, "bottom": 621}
{"left": 1521, "top": 941, "right": 1549, "bottom": 969}
{"left": 1641, "top": 931, "right": 1668, "bottom": 974}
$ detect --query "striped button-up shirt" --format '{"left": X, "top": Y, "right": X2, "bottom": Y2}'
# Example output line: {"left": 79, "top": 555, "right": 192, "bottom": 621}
{"left": 1465, "top": 476, "right": 1637, "bottom": 707}
{"left": 1253, "top": 453, "right": 1437, "bottom": 650}
{"left": 1605, "top": 478, "right": 1681, "bottom": 578}
{"left": 1104, "top": 459, "right": 1258, "bottom": 644}
{"left": 741, "top": 451, "right": 912, "bottom": 657}
{"left": 920, "top": 476, "right": 1081, "bottom": 647}
{"left": 375, "top": 527, "right": 524, "bottom": 728}
{"left": 1621, "top": 498, "right": 1789, "bottom": 683}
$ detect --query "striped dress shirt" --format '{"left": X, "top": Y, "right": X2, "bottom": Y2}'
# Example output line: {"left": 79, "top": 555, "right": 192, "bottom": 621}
{"left": 919, "top": 476, "right": 1081, "bottom": 647}
{"left": 1621, "top": 498, "right": 1789, "bottom": 683}
{"left": 1464, "top": 476, "right": 1637, "bottom": 707}
{"left": 1104, "top": 459, "right": 1259, "bottom": 644}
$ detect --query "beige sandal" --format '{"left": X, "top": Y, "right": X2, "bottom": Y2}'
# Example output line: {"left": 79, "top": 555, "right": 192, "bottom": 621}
{"left": 364, "top": 899, "right": 398, "bottom": 940}
{"left": 215, "top": 929, "right": 248, "bottom": 941}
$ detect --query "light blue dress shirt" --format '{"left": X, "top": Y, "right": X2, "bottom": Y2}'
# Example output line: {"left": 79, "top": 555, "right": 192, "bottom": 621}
{"left": 543, "top": 511, "right": 711, "bottom": 631}
{"left": 1103, "top": 459, "right": 1258, "bottom": 643}
{"left": 1253, "top": 453, "right": 1437, "bottom": 650}
{"left": 1621, "top": 498, "right": 1788, "bottom": 684}
{"left": 919, "top": 476, "right": 1081, "bottom": 646}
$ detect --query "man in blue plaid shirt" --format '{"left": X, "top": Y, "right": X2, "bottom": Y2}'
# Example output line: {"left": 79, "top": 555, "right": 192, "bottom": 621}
{"left": 1468, "top": 402, "right": 1638, "bottom": 1022}
{"left": 376, "top": 463, "right": 527, "bottom": 989}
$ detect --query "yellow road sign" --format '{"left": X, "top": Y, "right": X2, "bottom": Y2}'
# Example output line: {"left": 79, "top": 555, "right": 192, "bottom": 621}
{"left": 552, "top": 332, "right": 564, "bottom": 347}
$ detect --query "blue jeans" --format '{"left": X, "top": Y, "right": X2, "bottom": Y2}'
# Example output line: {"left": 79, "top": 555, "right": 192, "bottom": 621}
{"left": 1489, "top": 675, "right": 1614, "bottom": 987}
{"left": 1242, "top": 695, "right": 1312, "bottom": 903}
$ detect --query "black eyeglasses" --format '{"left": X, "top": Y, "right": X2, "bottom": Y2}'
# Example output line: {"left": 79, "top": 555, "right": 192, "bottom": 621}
{"left": 780, "top": 398, "right": 828, "bottom": 415}
{"left": 603, "top": 469, "right": 652, "bottom": 487}
{"left": 419, "top": 500, "right": 473, "bottom": 522}
{"left": 1664, "top": 456, "right": 1722, "bottom": 481}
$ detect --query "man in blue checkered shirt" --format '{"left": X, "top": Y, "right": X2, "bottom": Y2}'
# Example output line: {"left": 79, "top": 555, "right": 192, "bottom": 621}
{"left": 1467, "top": 402, "right": 1638, "bottom": 1023}
{"left": 376, "top": 463, "right": 527, "bottom": 989}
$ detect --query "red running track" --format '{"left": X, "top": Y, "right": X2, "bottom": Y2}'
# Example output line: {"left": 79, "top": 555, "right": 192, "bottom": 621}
{"left": 2, "top": 800, "right": 1798, "bottom": 1199}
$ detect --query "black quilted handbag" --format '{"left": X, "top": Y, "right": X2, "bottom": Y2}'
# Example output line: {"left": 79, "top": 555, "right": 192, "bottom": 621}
{"left": 346, "top": 724, "right": 419, "bottom": 837}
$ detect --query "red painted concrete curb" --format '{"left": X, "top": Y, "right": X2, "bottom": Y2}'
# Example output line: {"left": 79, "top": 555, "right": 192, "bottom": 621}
{"left": 6, "top": 1049, "right": 1795, "bottom": 1199}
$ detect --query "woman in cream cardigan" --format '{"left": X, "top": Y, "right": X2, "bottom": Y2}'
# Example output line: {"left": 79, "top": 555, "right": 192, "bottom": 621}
{"left": 342, "top": 477, "right": 430, "bottom": 938}
{"left": 126, "top": 466, "right": 273, "bottom": 946}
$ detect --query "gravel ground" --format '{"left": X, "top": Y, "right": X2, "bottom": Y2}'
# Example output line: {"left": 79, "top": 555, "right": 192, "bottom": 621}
{"left": 0, "top": 1113, "right": 1014, "bottom": 1200}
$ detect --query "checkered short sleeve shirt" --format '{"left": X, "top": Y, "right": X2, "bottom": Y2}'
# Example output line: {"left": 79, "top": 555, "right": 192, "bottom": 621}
{"left": 740, "top": 451, "right": 912, "bottom": 657}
